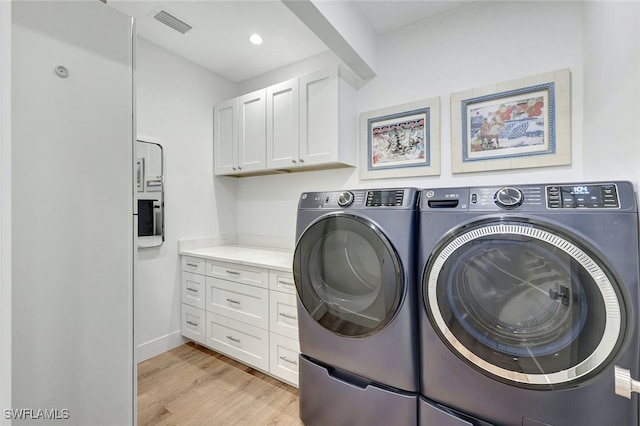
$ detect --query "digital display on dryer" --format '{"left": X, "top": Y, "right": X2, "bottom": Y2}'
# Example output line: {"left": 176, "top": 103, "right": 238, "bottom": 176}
{"left": 547, "top": 184, "right": 619, "bottom": 209}
{"left": 366, "top": 190, "right": 405, "bottom": 207}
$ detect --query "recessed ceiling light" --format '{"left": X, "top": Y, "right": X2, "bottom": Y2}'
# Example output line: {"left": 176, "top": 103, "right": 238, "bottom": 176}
{"left": 249, "top": 34, "right": 263, "bottom": 45}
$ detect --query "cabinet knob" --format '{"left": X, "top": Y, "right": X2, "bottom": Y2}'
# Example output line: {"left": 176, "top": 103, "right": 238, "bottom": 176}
{"left": 232, "top": 167, "right": 237, "bottom": 171}
{"left": 292, "top": 159, "right": 297, "bottom": 164}
{"left": 238, "top": 166, "right": 243, "bottom": 170}
{"left": 299, "top": 159, "right": 305, "bottom": 163}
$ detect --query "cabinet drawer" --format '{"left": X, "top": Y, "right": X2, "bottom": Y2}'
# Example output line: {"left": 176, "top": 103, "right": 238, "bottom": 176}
{"left": 269, "top": 291, "right": 298, "bottom": 340}
{"left": 269, "top": 333, "right": 300, "bottom": 386}
{"left": 206, "top": 277, "right": 268, "bottom": 329}
{"left": 182, "top": 272, "right": 205, "bottom": 309}
{"left": 206, "top": 312, "right": 269, "bottom": 372}
{"left": 182, "top": 304, "right": 205, "bottom": 345}
{"left": 206, "top": 261, "right": 268, "bottom": 289}
{"left": 182, "top": 256, "right": 206, "bottom": 275}
{"left": 268, "top": 270, "right": 296, "bottom": 295}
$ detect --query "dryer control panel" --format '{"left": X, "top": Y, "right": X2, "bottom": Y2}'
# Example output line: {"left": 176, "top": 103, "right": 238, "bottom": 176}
{"left": 299, "top": 188, "right": 417, "bottom": 209}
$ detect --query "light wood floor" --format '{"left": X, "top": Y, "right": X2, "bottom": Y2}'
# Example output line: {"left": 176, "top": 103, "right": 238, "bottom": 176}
{"left": 137, "top": 342, "right": 305, "bottom": 426}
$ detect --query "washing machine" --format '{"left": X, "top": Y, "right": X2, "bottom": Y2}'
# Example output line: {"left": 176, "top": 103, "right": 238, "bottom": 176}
{"left": 417, "top": 182, "right": 640, "bottom": 426}
{"left": 293, "top": 188, "right": 419, "bottom": 426}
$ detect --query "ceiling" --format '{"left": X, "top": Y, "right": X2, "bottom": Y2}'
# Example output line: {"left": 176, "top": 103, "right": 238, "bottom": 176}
{"left": 107, "top": 1, "right": 474, "bottom": 83}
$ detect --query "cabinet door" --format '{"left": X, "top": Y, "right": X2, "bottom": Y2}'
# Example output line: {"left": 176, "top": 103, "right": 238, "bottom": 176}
{"left": 299, "top": 68, "right": 338, "bottom": 166}
{"left": 206, "top": 312, "right": 269, "bottom": 372}
{"left": 213, "top": 98, "right": 238, "bottom": 175}
{"left": 268, "top": 270, "right": 296, "bottom": 295}
{"left": 182, "top": 271, "right": 206, "bottom": 309}
{"left": 238, "top": 89, "right": 267, "bottom": 173}
{"left": 269, "top": 333, "right": 300, "bottom": 386}
{"left": 269, "top": 290, "right": 298, "bottom": 340}
{"left": 182, "top": 304, "right": 206, "bottom": 345}
{"left": 206, "top": 277, "right": 269, "bottom": 329}
{"left": 206, "top": 261, "right": 269, "bottom": 289}
{"left": 266, "top": 78, "right": 299, "bottom": 169}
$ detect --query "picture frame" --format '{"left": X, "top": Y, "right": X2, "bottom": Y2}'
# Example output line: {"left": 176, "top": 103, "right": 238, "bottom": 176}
{"left": 136, "top": 157, "right": 144, "bottom": 192}
{"left": 360, "top": 97, "right": 440, "bottom": 179}
{"left": 451, "top": 68, "right": 571, "bottom": 173}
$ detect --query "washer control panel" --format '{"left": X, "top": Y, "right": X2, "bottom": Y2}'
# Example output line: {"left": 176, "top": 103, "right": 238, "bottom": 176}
{"left": 546, "top": 184, "right": 619, "bottom": 209}
{"left": 421, "top": 182, "right": 628, "bottom": 212}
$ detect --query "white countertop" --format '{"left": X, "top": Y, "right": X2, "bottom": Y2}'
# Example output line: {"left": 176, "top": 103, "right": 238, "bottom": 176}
{"left": 179, "top": 245, "right": 293, "bottom": 272}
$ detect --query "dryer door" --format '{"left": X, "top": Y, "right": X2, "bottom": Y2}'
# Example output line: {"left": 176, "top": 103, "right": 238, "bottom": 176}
{"left": 294, "top": 213, "right": 403, "bottom": 337}
{"left": 424, "top": 219, "right": 629, "bottom": 389}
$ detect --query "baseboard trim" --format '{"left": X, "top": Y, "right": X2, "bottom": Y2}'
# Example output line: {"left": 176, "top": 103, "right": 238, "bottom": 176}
{"left": 137, "top": 330, "right": 186, "bottom": 363}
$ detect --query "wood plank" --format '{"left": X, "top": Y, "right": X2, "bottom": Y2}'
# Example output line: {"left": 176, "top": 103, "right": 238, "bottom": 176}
{"left": 138, "top": 342, "right": 304, "bottom": 426}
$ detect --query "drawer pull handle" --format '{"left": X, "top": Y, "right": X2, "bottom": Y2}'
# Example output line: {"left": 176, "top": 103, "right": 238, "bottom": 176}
{"left": 279, "top": 312, "right": 297, "bottom": 320}
{"left": 186, "top": 262, "right": 199, "bottom": 268}
{"left": 225, "top": 270, "right": 241, "bottom": 276}
{"left": 226, "top": 335, "right": 240, "bottom": 343}
{"left": 278, "top": 280, "right": 295, "bottom": 286}
{"left": 186, "top": 321, "right": 198, "bottom": 327}
{"left": 186, "top": 287, "right": 198, "bottom": 293}
{"left": 226, "top": 298, "right": 241, "bottom": 305}
{"left": 279, "top": 356, "right": 298, "bottom": 365}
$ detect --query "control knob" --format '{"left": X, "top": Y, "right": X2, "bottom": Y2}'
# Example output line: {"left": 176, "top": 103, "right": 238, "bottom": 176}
{"left": 337, "top": 191, "right": 354, "bottom": 207}
{"left": 494, "top": 187, "right": 523, "bottom": 209}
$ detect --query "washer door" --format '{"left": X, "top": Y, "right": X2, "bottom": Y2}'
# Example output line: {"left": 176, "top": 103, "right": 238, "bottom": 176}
{"left": 424, "top": 219, "right": 629, "bottom": 389}
{"left": 294, "top": 213, "right": 403, "bottom": 337}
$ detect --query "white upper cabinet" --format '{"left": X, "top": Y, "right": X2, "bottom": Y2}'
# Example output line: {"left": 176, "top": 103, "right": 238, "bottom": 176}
{"left": 238, "top": 89, "right": 267, "bottom": 173}
{"left": 213, "top": 98, "right": 238, "bottom": 175}
{"left": 266, "top": 78, "right": 299, "bottom": 169}
{"left": 214, "top": 67, "right": 356, "bottom": 176}
{"left": 300, "top": 68, "right": 337, "bottom": 166}
{"left": 299, "top": 67, "right": 357, "bottom": 168}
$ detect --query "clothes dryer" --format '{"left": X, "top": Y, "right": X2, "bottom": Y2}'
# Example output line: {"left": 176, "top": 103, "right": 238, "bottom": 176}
{"left": 294, "top": 188, "right": 419, "bottom": 426}
{"left": 418, "top": 182, "right": 640, "bottom": 426}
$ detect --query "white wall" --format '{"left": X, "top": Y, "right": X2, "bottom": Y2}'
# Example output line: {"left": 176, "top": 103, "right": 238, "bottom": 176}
{"left": 135, "top": 38, "right": 237, "bottom": 361}
{"left": 583, "top": 1, "right": 640, "bottom": 184}
{"left": 0, "top": 2, "right": 10, "bottom": 422}
{"left": 237, "top": 1, "right": 597, "bottom": 247}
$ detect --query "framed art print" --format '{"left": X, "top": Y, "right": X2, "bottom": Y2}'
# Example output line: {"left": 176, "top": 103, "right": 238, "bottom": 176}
{"left": 360, "top": 97, "right": 440, "bottom": 179}
{"left": 451, "top": 68, "right": 571, "bottom": 173}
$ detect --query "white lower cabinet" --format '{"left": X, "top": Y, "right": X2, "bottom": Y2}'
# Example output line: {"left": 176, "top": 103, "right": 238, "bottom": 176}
{"left": 182, "top": 304, "right": 206, "bottom": 345}
{"left": 182, "top": 271, "right": 206, "bottom": 310}
{"left": 268, "top": 270, "right": 299, "bottom": 385}
{"left": 269, "top": 290, "right": 298, "bottom": 340}
{"left": 206, "top": 277, "right": 269, "bottom": 328}
{"left": 269, "top": 333, "right": 300, "bottom": 385}
{"left": 181, "top": 255, "right": 299, "bottom": 386}
{"left": 205, "top": 312, "right": 270, "bottom": 372}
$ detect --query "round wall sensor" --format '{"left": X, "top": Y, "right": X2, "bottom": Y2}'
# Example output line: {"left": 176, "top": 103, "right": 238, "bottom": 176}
{"left": 55, "top": 65, "right": 69, "bottom": 78}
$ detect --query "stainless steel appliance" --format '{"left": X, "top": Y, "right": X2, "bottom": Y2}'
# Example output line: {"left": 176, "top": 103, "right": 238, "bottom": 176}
{"left": 417, "top": 182, "right": 640, "bottom": 426}
{"left": 294, "top": 188, "right": 420, "bottom": 426}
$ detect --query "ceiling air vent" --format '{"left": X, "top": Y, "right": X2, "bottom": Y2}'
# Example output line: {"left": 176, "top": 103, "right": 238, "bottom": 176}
{"left": 153, "top": 10, "right": 192, "bottom": 34}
